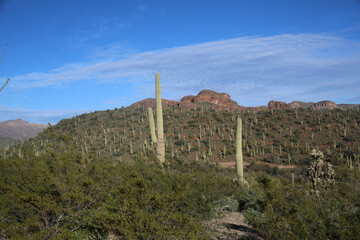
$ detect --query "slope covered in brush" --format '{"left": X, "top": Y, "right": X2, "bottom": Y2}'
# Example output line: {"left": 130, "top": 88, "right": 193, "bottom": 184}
{"left": 5, "top": 105, "right": 359, "bottom": 169}
{"left": 1, "top": 105, "right": 360, "bottom": 239}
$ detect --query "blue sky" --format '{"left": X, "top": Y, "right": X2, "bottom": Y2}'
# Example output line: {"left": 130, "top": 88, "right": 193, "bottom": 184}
{"left": 0, "top": 0, "right": 360, "bottom": 124}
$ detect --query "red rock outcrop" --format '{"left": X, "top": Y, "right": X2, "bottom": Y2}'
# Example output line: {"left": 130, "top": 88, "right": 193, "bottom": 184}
{"left": 288, "top": 101, "right": 302, "bottom": 109}
{"left": 130, "top": 90, "right": 245, "bottom": 111}
{"left": 289, "top": 101, "right": 313, "bottom": 109}
{"left": 129, "top": 92, "right": 340, "bottom": 112}
{"left": 180, "top": 95, "right": 195, "bottom": 103}
{"left": 129, "top": 98, "right": 179, "bottom": 109}
{"left": 180, "top": 90, "right": 244, "bottom": 111}
{"left": 281, "top": 100, "right": 338, "bottom": 110}
{"left": 268, "top": 100, "right": 290, "bottom": 110}
{"left": 313, "top": 101, "right": 338, "bottom": 110}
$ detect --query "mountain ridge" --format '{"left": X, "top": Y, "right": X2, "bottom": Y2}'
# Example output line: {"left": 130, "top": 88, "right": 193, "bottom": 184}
{"left": 0, "top": 118, "right": 48, "bottom": 139}
{"left": 130, "top": 89, "right": 359, "bottom": 111}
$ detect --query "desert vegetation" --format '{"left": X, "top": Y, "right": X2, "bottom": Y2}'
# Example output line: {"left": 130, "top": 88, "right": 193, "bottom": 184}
{"left": 1, "top": 75, "right": 360, "bottom": 239}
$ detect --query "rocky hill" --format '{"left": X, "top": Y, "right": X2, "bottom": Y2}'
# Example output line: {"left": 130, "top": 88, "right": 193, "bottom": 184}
{"left": 130, "top": 89, "right": 246, "bottom": 111}
{"left": 179, "top": 89, "right": 245, "bottom": 111}
{"left": 4, "top": 100, "right": 357, "bottom": 169}
{"left": 130, "top": 89, "right": 354, "bottom": 112}
{"left": 268, "top": 100, "right": 339, "bottom": 110}
{"left": 1, "top": 93, "right": 359, "bottom": 240}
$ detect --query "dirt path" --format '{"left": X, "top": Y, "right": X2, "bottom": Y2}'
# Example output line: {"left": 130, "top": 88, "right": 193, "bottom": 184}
{"left": 204, "top": 212, "right": 264, "bottom": 240}
{"left": 218, "top": 161, "right": 296, "bottom": 169}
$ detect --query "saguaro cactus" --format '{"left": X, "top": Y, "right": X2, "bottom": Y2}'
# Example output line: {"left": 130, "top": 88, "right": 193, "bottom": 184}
{"left": 148, "top": 108, "right": 157, "bottom": 143}
{"left": 155, "top": 73, "right": 165, "bottom": 163}
{"left": 236, "top": 117, "right": 244, "bottom": 182}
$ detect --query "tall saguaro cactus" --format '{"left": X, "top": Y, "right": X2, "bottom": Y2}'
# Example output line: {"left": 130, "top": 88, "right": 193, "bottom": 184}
{"left": 155, "top": 73, "right": 165, "bottom": 163}
{"left": 236, "top": 117, "right": 244, "bottom": 182}
{"left": 148, "top": 108, "right": 157, "bottom": 143}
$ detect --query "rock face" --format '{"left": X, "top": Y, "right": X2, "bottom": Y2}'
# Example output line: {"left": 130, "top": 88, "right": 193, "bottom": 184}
{"left": 313, "top": 101, "right": 338, "bottom": 110}
{"left": 180, "top": 90, "right": 244, "bottom": 111}
{"left": 129, "top": 90, "right": 341, "bottom": 112}
{"left": 289, "top": 101, "right": 314, "bottom": 109}
{"left": 130, "top": 90, "right": 245, "bottom": 111}
{"left": 270, "top": 100, "right": 339, "bottom": 110}
{"left": 129, "top": 98, "right": 179, "bottom": 109}
{"left": 268, "top": 100, "right": 289, "bottom": 110}
{"left": 179, "top": 95, "right": 195, "bottom": 103}
{"left": 0, "top": 119, "right": 47, "bottom": 139}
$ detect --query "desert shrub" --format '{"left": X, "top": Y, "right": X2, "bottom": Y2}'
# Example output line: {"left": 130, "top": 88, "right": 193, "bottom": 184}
{"left": 244, "top": 171, "right": 360, "bottom": 240}
{"left": 0, "top": 150, "right": 246, "bottom": 239}
{"left": 213, "top": 196, "right": 239, "bottom": 212}
{"left": 243, "top": 208, "right": 267, "bottom": 226}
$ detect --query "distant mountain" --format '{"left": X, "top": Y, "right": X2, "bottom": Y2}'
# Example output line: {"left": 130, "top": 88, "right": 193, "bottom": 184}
{"left": 0, "top": 119, "right": 48, "bottom": 148}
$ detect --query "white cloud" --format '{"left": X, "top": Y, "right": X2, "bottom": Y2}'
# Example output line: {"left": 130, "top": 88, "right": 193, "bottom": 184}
{"left": 8, "top": 33, "right": 360, "bottom": 106}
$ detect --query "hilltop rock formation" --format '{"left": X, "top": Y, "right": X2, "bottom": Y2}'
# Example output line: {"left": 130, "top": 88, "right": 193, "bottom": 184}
{"left": 180, "top": 90, "right": 244, "bottom": 111}
{"left": 129, "top": 98, "right": 179, "bottom": 109}
{"left": 130, "top": 89, "right": 343, "bottom": 112}
{"left": 268, "top": 100, "right": 290, "bottom": 110}
{"left": 313, "top": 101, "right": 338, "bottom": 110}
{"left": 268, "top": 100, "right": 339, "bottom": 110}
{"left": 288, "top": 101, "right": 314, "bottom": 109}
{"left": 130, "top": 89, "right": 245, "bottom": 111}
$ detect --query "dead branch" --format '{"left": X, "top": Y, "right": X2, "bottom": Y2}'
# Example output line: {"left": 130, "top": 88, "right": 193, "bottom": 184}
{"left": 0, "top": 78, "right": 10, "bottom": 93}
{"left": 0, "top": 43, "right": 7, "bottom": 64}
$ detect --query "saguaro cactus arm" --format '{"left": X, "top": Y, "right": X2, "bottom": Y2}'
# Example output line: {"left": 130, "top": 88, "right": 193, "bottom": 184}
{"left": 148, "top": 107, "right": 157, "bottom": 143}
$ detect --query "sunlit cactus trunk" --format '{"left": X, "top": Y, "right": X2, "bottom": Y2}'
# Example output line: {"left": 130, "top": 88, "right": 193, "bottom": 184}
{"left": 155, "top": 73, "right": 165, "bottom": 163}
{"left": 148, "top": 107, "right": 157, "bottom": 143}
{"left": 236, "top": 117, "right": 244, "bottom": 182}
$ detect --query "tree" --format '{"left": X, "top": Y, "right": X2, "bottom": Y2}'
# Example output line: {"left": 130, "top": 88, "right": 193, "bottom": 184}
{"left": 0, "top": 43, "right": 9, "bottom": 93}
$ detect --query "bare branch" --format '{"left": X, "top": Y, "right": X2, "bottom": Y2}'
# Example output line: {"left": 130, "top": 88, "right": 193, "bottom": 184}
{"left": 0, "top": 78, "right": 10, "bottom": 93}
{"left": 0, "top": 43, "right": 7, "bottom": 64}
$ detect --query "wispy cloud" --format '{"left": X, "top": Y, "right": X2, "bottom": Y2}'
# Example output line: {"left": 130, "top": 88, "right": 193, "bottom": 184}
{"left": 137, "top": 5, "right": 147, "bottom": 11}
{"left": 7, "top": 33, "right": 360, "bottom": 106}
{"left": 0, "top": 106, "right": 91, "bottom": 124}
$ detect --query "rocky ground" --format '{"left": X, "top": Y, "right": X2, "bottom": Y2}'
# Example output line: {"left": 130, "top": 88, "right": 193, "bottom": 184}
{"left": 204, "top": 212, "right": 264, "bottom": 240}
